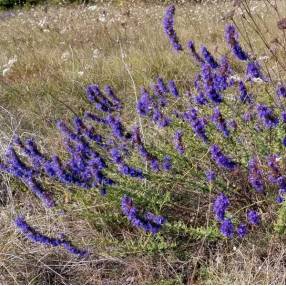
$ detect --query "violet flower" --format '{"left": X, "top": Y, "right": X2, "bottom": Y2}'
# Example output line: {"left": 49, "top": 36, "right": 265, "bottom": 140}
{"left": 184, "top": 109, "right": 208, "bottom": 143}
{"left": 247, "top": 210, "right": 261, "bottom": 225}
{"left": 211, "top": 107, "right": 230, "bottom": 137}
{"left": 173, "top": 130, "right": 185, "bottom": 155}
{"left": 237, "top": 223, "right": 248, "bottom": 238}
{"left": 220, "top": 219, "right": 234, "bottom": 238}
{"left": 15, "top": 216, "right": 87, "bottom": 256}
{"left": 163, "top": 5, "right": 183, "bottom": 51}
{"left": 256, "top": 104, "right": 279, "bottom": 129}
{"left": 225, "top": 24, "right": 249, "bottom": 61}
{"left": 210, "top": 144, "right": 236, "bottom": 170}
{"left": 248, "top": 158, "right": 264, "bottom": 193}
{"left": 121, "top": 195, "right": 165, "bottom": 234}
{"left": 187, "top": 40, "right": 204, "bottom": 64}
{"left": 201, "top": 46, "right": 219, "bottom": 68}
{"left": 168, "top": 80, "right": 179, "bottom": 97}
{"left": 137, "top": 88, "right": 152, "bottom": 116}
{"left": 239, "top": 81, "right": 252, "bottom": 104}
{"left": 213, "top": 193, "right": 229, "bottom": 222}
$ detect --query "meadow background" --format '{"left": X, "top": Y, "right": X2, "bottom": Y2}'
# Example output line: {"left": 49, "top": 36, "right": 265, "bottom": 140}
{"left": 1, "top": 0, "right": 286, "bottom": 284}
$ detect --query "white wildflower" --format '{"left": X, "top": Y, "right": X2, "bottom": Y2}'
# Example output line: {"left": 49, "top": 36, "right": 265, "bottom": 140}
{"left": 99, "top": 14, "right": 107, "bottom": 23}
{"left": 252, "top": 78, "right": 264, "bottom": 84}
{"left": 258, "top": 55, "right": 269, "bottom": 61}
{"left": 92, "top": 49, "right": 100, "bottom": 59}
{"left": 61, "top": 51, "right": 71, "bottom": 61}
{"left": 229, "top": 74, "right": 241, "bottom": 82}
{"left": 2, "top": 56, "right": 17, "bottom": 77}
{"left": 38, "top": 17, "right": 47, "bottom": 28}
{"left": 88, "top": 5, "right": 97, "bottom": 11}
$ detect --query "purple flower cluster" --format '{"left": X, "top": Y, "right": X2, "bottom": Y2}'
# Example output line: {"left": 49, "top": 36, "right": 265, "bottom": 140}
{"left": 187, "top": 40, "right": 204, "bottom": 64}
{"left": 248, "top": 158, "right": 265, "bottom": 193}
{"left": 86, "top": 84, "right": 117, "bottom": 112}
{"left": 247, "top": 210, "right": 261, "bottom": 225}
{"left": 137, "top": 88, "right": 152, "bottom": 116}
{"left": 137, "top": 85, "right": 171, "bottom": 128}
{"left": 183, "top": 108, "right": 208, "bottom": 142}
{"left": 15, "top": 216, "right": 87, "bottom": 256}
{"left": 256, "top": 104, "right": 279, "bottom": 129}
{"left": 201, "top": 46, "right": 219, "bottom": 69}
{"left": 210, "top": 145, "right": 236, "bottom": 170}
{"left": 168, "top": 80, "right": 179, "bottom": 97}
{"left": 173, "top": 130, "right": 185, "bottom": 155}
{"left": 205, "top": 170, "right": 216, "bottom": 182}
{"left": 213, "top": 193, "right": 229, "bottom": 222}
{"left": 213, "top": 194, "right": 250, "bottom": 238}
{"left": 1, "top": 145, "right": 55, "bottom": 208}
{"left": 276, "top": 85, "right": 286, "bottom": 98}
{"left": 225, "top": 24, "right": 249, "bottom": 61}
{"left": 239, "top": 81, "right": 252, "bottom": 104}
{"left": 246, "top": 61, "right": 265, "bottom": 80}
{"left": 211, "top": 107, "right": 230, "bottom": 137}
{"left": 163, "top": 5, "right": 183, "bottom": 52}
{"left": 121, "top": 195, "right": 166, "bottom": 234}
{"left": 110, "top": 148, "right": 144, "bottom": 178}
{"left": 201, "top": 63, "right": 223, "bottom": 104}
{"left": 131, "top": 127, "right": 163, "bottom": 172}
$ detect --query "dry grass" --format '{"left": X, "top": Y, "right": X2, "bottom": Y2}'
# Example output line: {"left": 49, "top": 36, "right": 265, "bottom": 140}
{"left": 1, "top": 0, "right": 286, "bottom": 284}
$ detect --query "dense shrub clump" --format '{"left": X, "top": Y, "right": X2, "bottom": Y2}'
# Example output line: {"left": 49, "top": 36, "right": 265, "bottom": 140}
{"left": 3, "top": 4, "right": 286, "bottom": 255}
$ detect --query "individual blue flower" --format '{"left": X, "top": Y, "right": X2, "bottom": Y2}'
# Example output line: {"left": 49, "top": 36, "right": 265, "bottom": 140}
{"left": 248, "top": 158, "right": 264, "bottom": 193}
{"left": 276, "top": 84, "right": 286, "bottom": 97}
{"left": 173, "top": 130, "right": 185, "bottom": 155}
{"left": 195, "top": 92, "right": 208, "bottom": 105}
{"left": 211, "top": 107, "right": 230, "bottom": 137}
{"left": 210, "top": 145, "right": 236, "bottom": 170}
{"left": 256, "top": 104, "right": 279, "bottom": 129}
{"left": 213, "top": 193, "right": 229, "bottom": 222}
{"left": 187, "top": 40, "right": 204, "bottom": 64}
{"left": 15, "top": 216, "right": 87, "bottom": 256}
{"left": 150, "top": 158, "right": 160, "bottom": 172}
{"left": 247, "top": 210, "right": 261, "bottom": 225}
{"left": 121, "top": 195, "right": 165, "bottom": 234}
{"left": 118, "top": 164, "right": 144, "bottom": 179}
{"left": 104, "top": 85, "right": 122, "bottom": 109}
{"left": 205, "top": 170, "right": 216, "bottom": 182}
{"left": 152, "top": 107, "right": 171, "bottom": 128}
{"left": 239, "top": 81, "right": 252, "bottom": 104}
{"left": 162, "top": 155, "right": 172, "bottom": 171}
{"left": 183, "top": 108, "right": 208, "bottom": 142}
{"left": 86, "top": 84, "right": 113, "bottom": 112}
{"left": 137, "top": 88, "right": 152, "bottom": 116}
{"left": 168, "top": 80, "right": 179, "bottom": 97}
{"left": 225, "top": 24, "right": 249, "bottom": 61}
{"left": 145, "top": 212, "right": 166, "bottom": 226}
{"left": 157, "top": 77, "right": 169, "bottom": 94}
{"left": 281, "top": 111, "right": 286, "bottom": 123}
{"left": 267, "top": 154, "right": 281, "bottom": 183}
{"left": 220, "top": 219, "right": 234, "bottom": 238}
{"left": 237, "top": 223, "right": 248, "bottom": 238}
{"left": 201, "top": 46, "right": 219, "bottom": 68}
{"left": 163, "top": 5, "right": 183, "bottom": 51}
{"left": 246, "top": 61, "right": 264, "bottom": 80}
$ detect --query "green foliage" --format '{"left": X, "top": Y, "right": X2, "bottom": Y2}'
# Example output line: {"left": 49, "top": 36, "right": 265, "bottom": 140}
{"left": 274, "top": 201, "right": 286, "bottom": 235}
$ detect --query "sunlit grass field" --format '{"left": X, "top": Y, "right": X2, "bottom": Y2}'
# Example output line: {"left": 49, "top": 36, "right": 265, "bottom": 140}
{"left": 1, "top": 0, "right": 286, "bottom": 284}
